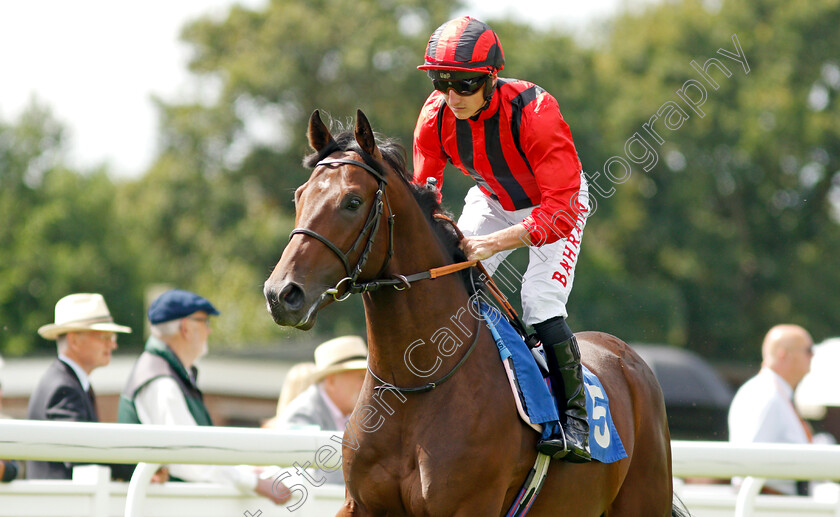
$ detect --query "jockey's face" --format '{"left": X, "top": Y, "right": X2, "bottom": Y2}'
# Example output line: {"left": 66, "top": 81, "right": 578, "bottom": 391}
{"left": 438, "top": 74, "right": 495, "bottom": 120}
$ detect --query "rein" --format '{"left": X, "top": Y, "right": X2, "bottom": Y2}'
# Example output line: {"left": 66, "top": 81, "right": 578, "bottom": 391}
{"left": 367, "top": 299, "right": 483, "bottom": 394}
{"left": 433, "top": 214, "right": 532, "bottom": 341}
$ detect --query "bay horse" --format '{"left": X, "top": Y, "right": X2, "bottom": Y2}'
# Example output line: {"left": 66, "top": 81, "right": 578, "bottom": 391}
{"left": 264, "top": 110, "right": 686, "bottom": 516}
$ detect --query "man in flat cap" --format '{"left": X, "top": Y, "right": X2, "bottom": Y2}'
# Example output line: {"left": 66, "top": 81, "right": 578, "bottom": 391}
{"left": 118, "top": 289, "right": 289, "bottom": 505}
{"left": 28, "top": 293, "right": 136, "bottom": 480}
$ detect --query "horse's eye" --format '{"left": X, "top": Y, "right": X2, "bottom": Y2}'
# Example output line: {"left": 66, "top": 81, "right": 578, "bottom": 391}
{"left": 344, "top": 196, "right": 363, "bottom": 211}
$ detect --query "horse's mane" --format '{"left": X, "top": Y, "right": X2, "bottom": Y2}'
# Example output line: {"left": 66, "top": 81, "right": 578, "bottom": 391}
{"left": 302, "top": 130, "right": 476, "bottom": 293}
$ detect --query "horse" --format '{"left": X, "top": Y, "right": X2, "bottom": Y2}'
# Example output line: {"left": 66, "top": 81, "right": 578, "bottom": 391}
{"left": 264, "top": 109, "right": 686, "bottom": 517}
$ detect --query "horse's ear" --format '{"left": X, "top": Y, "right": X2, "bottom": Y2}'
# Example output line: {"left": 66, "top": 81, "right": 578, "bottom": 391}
{"left": 354, "top": 109, "right": 381, "bottom": 159}
{"left": 308, "top": 110, "right": 335, "bottom": 152}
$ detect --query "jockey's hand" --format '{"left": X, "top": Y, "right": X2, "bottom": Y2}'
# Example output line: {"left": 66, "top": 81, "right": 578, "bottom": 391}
{"left": 460, "top": 235, "right": 498, "bottom": 262}
{"left": 459, "top": 223, "right": 532, "bottom": 261}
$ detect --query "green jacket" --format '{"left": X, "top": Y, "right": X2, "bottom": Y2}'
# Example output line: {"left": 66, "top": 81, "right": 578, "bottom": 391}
{"left": 118, "top": 337, "right": 213, "bottom": 426}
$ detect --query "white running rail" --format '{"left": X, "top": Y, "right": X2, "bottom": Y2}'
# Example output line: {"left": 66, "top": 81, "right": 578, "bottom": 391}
{"left": 2, "top": 420, "right": 839, "bottom": 517}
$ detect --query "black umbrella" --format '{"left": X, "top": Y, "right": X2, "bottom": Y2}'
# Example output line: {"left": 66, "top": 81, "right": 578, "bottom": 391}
{"left": 632, "top": 344, "right": 734, "bottom": 440}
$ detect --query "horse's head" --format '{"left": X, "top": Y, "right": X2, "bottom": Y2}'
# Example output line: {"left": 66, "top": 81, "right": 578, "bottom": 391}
{"left": 263, "top": 110, "right": 399, "bottom": 329}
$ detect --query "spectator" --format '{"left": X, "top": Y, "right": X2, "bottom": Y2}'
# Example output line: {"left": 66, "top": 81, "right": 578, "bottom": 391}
{"left": 728, "top": 324, "right": 815, "bottom": 495}
{"left": 275, "top": 336, "right": 367, "bottom": 484}
{"left": 262, "top": 361, "right": 316, "bottom": 429}
{"left": 118, "top": 289, "right": 289, "bottom": 505}
{"left": 27, "top": 293, "right": 135, "bottom": 480}
{"left": 1, "top": 359, "right": 20, "bottom": 482}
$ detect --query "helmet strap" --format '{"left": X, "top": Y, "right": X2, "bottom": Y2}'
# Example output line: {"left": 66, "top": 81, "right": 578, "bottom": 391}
{"left": 472, "top": 74, "right": 497, "bottom": 118}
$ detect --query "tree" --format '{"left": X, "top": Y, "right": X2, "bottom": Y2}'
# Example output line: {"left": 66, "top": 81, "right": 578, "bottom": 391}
{"left": 6, "top": 0, "right": 839, "bottom": 361}
{"left": 126, "top": 0, "right": 463, "bottom": 343}
{"left": 577, "top": 0, "right": 840, "bottom": 358}
{"left": 0, "top": 102, "right": 145, "bottom": 355}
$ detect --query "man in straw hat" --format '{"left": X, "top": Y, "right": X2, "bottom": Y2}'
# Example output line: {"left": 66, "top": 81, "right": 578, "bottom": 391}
{"left": 276, "top": 335, "right": 368, "bottom": 484}
{"left": 118, "top": 288, "right": 290, "bottom": 505}
{"left": 27, "top": 293, "right": 136, "bottom": 480}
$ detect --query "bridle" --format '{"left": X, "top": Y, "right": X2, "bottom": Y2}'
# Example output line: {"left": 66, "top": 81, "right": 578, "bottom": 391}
{"left": 289, "top": 155, "right": 396, "bottom": 302}
{"left": 289, "top": 150, "right": 536, "bottom": 392}
{"left": 289, "top": 150, "right": 488, "bottom": 394}
{"left": 290, "top": 153, "right": 480, "bottom": 300}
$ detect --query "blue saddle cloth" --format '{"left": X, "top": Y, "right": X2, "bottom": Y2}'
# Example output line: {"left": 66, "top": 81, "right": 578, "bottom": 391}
{"left": 480, "top": 303, "right": 627, "bottom": 463}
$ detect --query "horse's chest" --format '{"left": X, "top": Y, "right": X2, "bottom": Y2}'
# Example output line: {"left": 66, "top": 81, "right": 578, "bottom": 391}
{"left": 347, "top": 440, "right": 486, "bottom": 515}
{"left": 344, "top": 380, "right": 519, "bottom": 513}
{"left": 350, "top": 470, "right": 454, "bottom": 516}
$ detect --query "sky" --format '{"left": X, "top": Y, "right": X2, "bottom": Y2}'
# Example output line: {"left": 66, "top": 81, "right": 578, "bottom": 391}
{"left": 0, "top": 0, "right": 635, "bottom": 178}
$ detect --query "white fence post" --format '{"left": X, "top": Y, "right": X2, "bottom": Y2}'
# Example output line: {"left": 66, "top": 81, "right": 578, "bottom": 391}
{"left": 834, "top": 489, "right": 840, "bottom": 517}
{"left": 125, "top": 462, "right": 161, "bottom": 517}
{"left": 71, "top": 465, "right": 111, "bottom": 517}
{"left": 734, "top": 476, "right": 765, "bottom": 517}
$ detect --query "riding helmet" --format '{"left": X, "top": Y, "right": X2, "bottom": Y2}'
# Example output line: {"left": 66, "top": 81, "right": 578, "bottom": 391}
{"left": 418, "top": 16, "right": 505, "bottom": 75}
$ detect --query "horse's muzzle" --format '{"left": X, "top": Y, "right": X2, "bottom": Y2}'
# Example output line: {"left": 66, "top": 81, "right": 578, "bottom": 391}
{"left": 264, "top": 281, "right": 311, "bottom": 328}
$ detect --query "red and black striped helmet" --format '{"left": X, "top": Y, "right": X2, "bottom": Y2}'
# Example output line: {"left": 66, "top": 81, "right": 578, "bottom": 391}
{"left": 418, "top": 16, "right": 505, "bottom": 74}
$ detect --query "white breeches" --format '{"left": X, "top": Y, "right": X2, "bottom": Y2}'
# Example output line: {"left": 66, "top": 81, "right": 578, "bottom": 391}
{"left": 456, "top": 181, "right": 589, "bottom": 326}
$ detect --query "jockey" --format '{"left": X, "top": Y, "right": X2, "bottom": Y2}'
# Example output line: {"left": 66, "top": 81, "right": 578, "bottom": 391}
{"left": 412, "top": 16, "right": 591, "bottom": 463}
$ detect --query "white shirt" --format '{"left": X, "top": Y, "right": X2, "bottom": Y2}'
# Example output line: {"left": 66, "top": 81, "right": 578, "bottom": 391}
{"left": 318, "top": 383, "right": 350, "bottom": 431}
{"left": 134, "top": 377, "right": 258, "bottom": 491}
{"left": 58, "top": 354, "right": 90, "bottom": 392}
{"left": 728, "top": 368, "right": 810, "bottom": 494}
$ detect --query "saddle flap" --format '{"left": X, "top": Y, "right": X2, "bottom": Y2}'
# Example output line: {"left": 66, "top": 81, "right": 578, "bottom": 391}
{"left": 480, "top": 302, "right": 628, "bottom": 464}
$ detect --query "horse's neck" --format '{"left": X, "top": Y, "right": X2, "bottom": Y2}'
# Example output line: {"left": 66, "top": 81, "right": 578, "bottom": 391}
{"left": 362, "top": 198, "right": 478, "bottom": 384}
{"left": 363, "top": 278, "right": 478, "bottom": 387}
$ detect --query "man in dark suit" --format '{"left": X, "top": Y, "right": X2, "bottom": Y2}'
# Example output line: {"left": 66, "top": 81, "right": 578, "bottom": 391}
{"left": 1, "top": 363, "right": 20, "bottom": 482}
{"left": 27, "top": 293, "right": 135, "bottom": 480}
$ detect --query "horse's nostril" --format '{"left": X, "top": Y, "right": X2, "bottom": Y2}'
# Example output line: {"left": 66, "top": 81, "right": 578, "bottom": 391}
{"left": 280, "top": 283, "right": 305, "bottom": 311}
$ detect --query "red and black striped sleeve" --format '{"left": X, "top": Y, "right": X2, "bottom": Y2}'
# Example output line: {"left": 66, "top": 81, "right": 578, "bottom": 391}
{"left": 412, "top": 92, "right": 449, "bottom": 191}
{"left": 518, "top": 91, "right": 583, "bottom": 245}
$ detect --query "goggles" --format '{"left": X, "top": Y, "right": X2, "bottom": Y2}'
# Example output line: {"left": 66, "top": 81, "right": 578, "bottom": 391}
{"left": 432, "top": 74, "right": 489, "bottom": 95}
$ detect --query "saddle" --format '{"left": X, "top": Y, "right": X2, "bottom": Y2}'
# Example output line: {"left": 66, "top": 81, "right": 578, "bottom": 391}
{"left": 479, "top": 302, "right": 627, "bottom": 464}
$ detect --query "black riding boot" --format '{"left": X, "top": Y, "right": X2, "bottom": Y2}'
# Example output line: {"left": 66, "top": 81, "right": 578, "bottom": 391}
{"left": 534, "top": 317, "right": 591, "bottom": 463}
